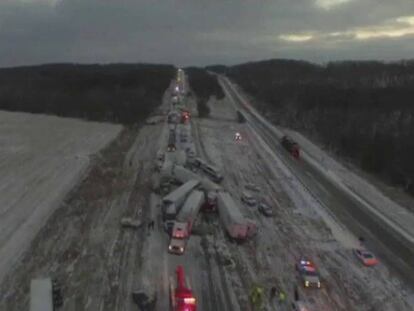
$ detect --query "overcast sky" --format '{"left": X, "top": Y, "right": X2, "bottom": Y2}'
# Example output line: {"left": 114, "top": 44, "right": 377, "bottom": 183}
{"left": 1, "top": 0, "right": 414, "bottom": 67}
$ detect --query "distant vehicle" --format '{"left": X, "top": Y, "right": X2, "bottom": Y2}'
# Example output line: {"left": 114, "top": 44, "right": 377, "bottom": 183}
{"left": 234, "top": 132, "right": 242, "bottom": 141}
{"left": 172, "top": 96, "right": 179, "bottom": 104}
{"left": 168, "top": 111, "right": 180, "bottom": 124}
{"left": 296, "top": 259, "right": 321, "bottom": 289}
{"left": 201, "top": 164, "right": 223, "bottom": 183}
{"left": 181, "top": 111, "right": 190, "bottom": 123}
{"left": 244, "top": 183, "right": 260, "bottom": 192}
{"left": 168, "top": 131, "right": 176, "bottom": 152}
{"left": 258, "top": 202, "right": 273, "bottom": 217}
{"left": 241, "top": 191, "right": 257, "bottom": 206}
{"left": 353, "top": 249, "right": 379, "bottom": 266}
{"left": 192, "top": 157, "right": 207, "bottom": 168}
{"left": 291, "top": 301, "right": 310, "bottom": 311}
{"left": 169, "top": 222, "right": 188, "bottom": 255}
{"left": 167, "top": 164, "right": 222, "bottom": 193}
{"left": 203, "top": 191, "right": 218, "bottom": 212}
{"left": 30, "top": 278, "right": 63, "bottom": 311}
{"left": 186, "top": 149, "right": 196, "bottom": 158}
{"left": 191, "top": 158, "right": 223, "bottom": 183}
{"left": 170, "top": 266, "right": 197, "bottom": 311}
{"left": 176, "top": 190, "right": 205, "bottom": 234}
{"left": 217, "top": 191, "right": 257, "bottom": 241}
{"left": 168, "top": 144, "right": 176, "bottom": 152}
{"left": 281, "top": 135, "right": 300, "bottom": 159}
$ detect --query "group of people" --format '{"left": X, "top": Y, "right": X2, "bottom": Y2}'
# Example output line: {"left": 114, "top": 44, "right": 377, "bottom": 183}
{"left": 249, "top": 284, "right": 289, "bottom": 310}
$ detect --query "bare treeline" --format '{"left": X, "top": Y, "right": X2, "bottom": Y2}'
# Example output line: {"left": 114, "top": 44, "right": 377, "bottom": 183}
{"left": 0, "top": 63, "right": 175, "bottom": 124}
{"left": 209, "top": 59, "right": 414, "bottom": 195}
{"left": 185, "top": 67, "right": 224, "bottom": 118}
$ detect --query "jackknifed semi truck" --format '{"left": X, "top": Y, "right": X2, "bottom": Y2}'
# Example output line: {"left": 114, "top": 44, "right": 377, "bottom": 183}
{"left": 168, "top": 190, "right": 205, "bottom": 255}
{"left": 162, "top": 180, "right": 200, "bottom": 232}
{"left": 217, "top": 191, "right": 257, "bottom": 240}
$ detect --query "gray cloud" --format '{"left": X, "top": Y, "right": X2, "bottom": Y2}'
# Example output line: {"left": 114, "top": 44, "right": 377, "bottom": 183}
{"left": 0, "top": 0, "right": 414, "bottom": 67}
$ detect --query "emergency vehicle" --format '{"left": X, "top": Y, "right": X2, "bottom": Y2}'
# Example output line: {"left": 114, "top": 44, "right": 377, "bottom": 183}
{"left": 296, "top": 259, "right": 321, "bottom": 288}
{"left": 170, "top": 266, "right": 197, "bottom": 311}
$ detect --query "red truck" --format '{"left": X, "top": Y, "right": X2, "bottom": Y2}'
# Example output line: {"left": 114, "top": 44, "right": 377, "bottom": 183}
{"left": 281, "top": 135, "right": 300, "bottom": 159}
{"left": 170, "top": 266, "right": 197, "bottom": 311}
{"left": 168, "top": 191, "right": 205, "bottom": 255}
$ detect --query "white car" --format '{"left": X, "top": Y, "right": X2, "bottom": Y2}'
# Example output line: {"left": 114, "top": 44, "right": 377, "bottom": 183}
{"left": 241, "top": 191, "right": 257, "bottom": 206}
{"left": 234, "top": 132, "right": 242, "bottom": 141}
{"left": 258, "top": 202, "right": 273, "bottom": 217}
{"left": 245, "top": 183, "right": 260, "bottom": 192}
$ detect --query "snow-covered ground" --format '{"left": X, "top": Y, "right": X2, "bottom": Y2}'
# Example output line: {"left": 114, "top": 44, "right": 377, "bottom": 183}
{"left": 212, "top": 79, "right": 414, "bottom": 310}
{"left": 0, "top": 111, "right": 121, "bottom": 284}
{"left": 285, "top": 129, "right": 414, "bottom": 243}
{"left": 222, "top": 76, "right": 414, "bottom": 246}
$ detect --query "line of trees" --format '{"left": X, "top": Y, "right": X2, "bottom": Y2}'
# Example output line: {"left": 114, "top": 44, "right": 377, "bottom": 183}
{"left": 209, "top": 59, "right": 414, "bottom": 195}
{"left": 185, "top": 67, "right": 224, "bottom": 118}
{"left": 0, "top": 63, "right": 175, "bottom": 124}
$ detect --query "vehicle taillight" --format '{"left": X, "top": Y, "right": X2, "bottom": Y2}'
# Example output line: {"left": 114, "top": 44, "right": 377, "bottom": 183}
{"left": 184, "top": 297, "right": 196, "bottom": 305}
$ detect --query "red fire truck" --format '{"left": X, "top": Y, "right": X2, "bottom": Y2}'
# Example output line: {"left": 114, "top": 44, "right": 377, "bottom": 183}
{"left": 170, "top": 266, "right": 197, "bottom": 311}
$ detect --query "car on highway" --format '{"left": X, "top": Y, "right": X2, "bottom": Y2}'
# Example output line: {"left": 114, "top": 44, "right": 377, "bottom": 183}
{"left": 241, "top": 191, "right": 257, "bottom": 206}
{"left": 296, "top": 259, "right": 321, "bottom": 289}
{"left": 244, "top": 183, "right": 260, "bottom": 192}
{"left": 168, "top": 234, "right": 186, "bottom": 255}
{"left": 258, "top": 202, "right": 273, "bottom": 217}
{"left": 353, "top": 248, "right": 379, "bottom": 266}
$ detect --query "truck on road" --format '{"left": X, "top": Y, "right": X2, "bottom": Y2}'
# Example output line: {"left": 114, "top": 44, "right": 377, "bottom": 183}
{"left": 162, "top": 180, "right": 200, "bottom": 232}
{"left": 170, "top": 266, "right": 197, "bottom": 311}
{"left": 168, "top": 190, "right": 205, "bottom": 255}
{"left": 176, "top": 190, "right": 205, "bottom": 232}
{"left": 30, "top": 278, "right": 62, "bottom": 311}
{"left": 281, "top": 135, "right": 300, "bottom": 159}
{"left": 217, "top": 191, "right": 257, "bottom": 240}
{"left": 165, "top": 165, "right": 222, "bottom": 193}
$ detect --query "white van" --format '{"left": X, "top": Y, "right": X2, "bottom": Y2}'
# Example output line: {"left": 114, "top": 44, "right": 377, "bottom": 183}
{"left": 241, "top": 191, "right": 257, "bottom": 206}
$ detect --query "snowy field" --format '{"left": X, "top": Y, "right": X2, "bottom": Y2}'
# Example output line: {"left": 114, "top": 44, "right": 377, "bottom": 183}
{"left": 0, "top": 111, "right": 122, "bottom": 284}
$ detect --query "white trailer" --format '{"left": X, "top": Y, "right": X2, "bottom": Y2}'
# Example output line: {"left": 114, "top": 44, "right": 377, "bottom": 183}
{"left": 176, "top": 190, "right": 205, "bottom": 233}
{"left": 30, "top": 278, "right": 53, "bottom": 311}
{"left": 217, "top": 191, "right": 257, "bottom": 240}
{"left": 162, "top": 180, "right": 200, "bottom": 216}
{"left": 172, "top": 165, "right": 221, "bottom": 192}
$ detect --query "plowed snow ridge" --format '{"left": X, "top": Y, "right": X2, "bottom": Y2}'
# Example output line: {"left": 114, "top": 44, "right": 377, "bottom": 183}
{"left": 0, "top": 111, "right": 122, "bottom": 283}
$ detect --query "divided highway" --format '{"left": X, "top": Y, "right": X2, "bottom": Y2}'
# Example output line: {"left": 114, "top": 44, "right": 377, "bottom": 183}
{"left": 220, "top": 76, "right": 414, "bottom": 287}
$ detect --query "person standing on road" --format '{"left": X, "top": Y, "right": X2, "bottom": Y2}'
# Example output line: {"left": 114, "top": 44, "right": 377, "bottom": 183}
{"left": 278, "top": 289, "right": 286, "bottom": 304}
{"left": 294, "top": 285, "right": 299, "bottom": 301}
{"left": 270, "top": 286, "right": 277, "bottom": 300}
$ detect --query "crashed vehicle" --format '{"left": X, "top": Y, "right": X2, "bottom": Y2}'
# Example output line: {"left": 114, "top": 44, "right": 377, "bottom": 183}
{"left": 258, "top": 202, "right": 273, "bottom": 217}
{"left": 353, "top": 248, "right": 379, "bottom": 267}
{"left": 241, "top": 191, "right": 257, "bottom": 206}
{"left": 296, "top": 259, "right": 321, "bottom": 289}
